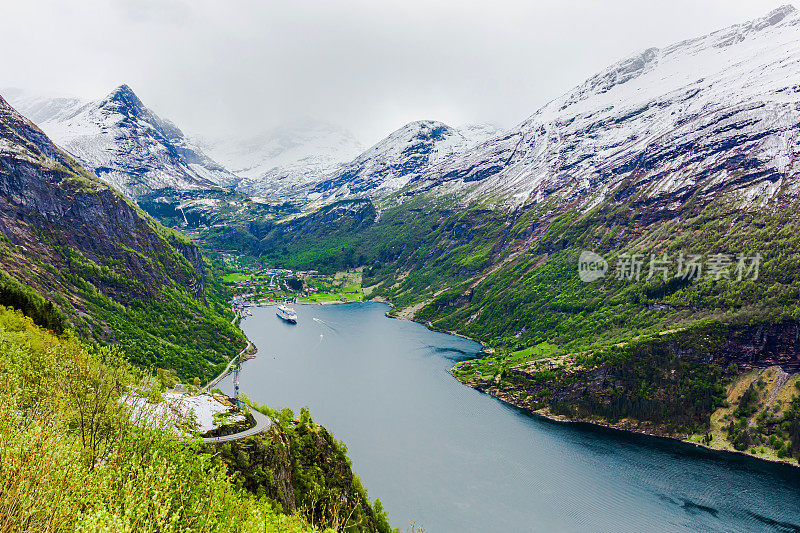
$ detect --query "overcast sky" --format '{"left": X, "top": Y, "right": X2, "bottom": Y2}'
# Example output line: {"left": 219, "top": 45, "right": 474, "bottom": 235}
{"left": 0, "top": 0, "right": 791, "bottom": 144}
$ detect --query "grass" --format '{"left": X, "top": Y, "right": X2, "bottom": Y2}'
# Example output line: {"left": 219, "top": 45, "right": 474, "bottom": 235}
{"left": 300, "top": 269, "right": 364, "bottom": 304}
{"left": 452, "top": 342, "right": 563, "bottom": 381}
{"left": 222, "top": 272, "right": 249, "bottom": 282}
{"left": 222, "top": 272, "right": 261, "bottom": 282}
{"left": 510, "top": 342, "right": 561, "bottom": 360}
{"left": 0, "top": 305, "right": 320, "bottom": 532}
{"left": 299, "top": 292, "right": 363, "bottom": 304}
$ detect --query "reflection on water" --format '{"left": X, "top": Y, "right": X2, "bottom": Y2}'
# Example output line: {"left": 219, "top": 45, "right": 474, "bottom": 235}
{"left": 220, "top": 302, "right": 800, "bottom": 533}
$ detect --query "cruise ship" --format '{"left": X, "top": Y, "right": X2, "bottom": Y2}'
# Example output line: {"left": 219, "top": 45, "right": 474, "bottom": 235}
{"left": 276, "top": 304, "right": 298, "bottom": 324}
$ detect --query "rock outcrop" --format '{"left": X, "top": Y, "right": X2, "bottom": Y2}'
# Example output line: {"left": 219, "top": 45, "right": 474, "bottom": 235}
{"left": 717, "top": 322, "right": 800, "bottom": 373}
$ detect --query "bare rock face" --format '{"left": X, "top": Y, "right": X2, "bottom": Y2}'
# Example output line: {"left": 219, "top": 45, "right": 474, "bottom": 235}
{"left": 216, "top": 418, "right": 391, "bottom": 531}
{"left": 718, "top": 322, "right": 800, "bottom": 373}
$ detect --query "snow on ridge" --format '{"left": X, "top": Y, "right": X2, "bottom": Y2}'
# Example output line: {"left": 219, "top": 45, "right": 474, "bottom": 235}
{"left": 412, "top": 5, "right": 800, "bottom": 212}
{"left": 4, "top": 85, "right": 238, "bottom": 199}
{"left": 197, "top": 119, "right": 364, "bottom": 197}
{"left": 294, "top": 119, "right": 500, "bottom": 205}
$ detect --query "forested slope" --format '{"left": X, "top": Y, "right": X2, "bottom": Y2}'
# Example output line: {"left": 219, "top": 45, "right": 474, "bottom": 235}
{"left": 0, "top": 93, "right": 243, "bottom": 379}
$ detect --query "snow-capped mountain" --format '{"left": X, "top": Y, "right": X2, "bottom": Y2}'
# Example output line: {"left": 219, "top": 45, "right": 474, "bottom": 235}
{"left": 413, "top": 5, "right": 800, "bottom": 212}
{"left": 5, "top": 85, "right": 237, "bottom": 198}
{"left": 306, "top": 120, "right": 501, "bottom": 203}
{"left": 457, "top": 122, "right": 504, "bottom": 145}
{"left": 0, "top": 87, "right": 87, "bottom": 125}
{"left": 196, "top": 119, "right": 364, "bottom": 198}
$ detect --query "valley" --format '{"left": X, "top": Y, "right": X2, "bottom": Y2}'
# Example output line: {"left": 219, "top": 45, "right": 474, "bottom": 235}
{"left": 3, "top": 3, "right": 800, "bottom": 532}
{"left": 168, "top": 5, "right": 800, "bottom": 468}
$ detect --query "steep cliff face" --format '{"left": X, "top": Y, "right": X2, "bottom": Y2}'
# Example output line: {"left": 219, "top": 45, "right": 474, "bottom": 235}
{"left": 0, "top": 93, "right": 241, "bottom": 377}
{"left": 717, "top": 322, "right": 800, "bottom": 373}
{"left": 173, "top": 240, "right": 206, "bottom": 297}
{"left": 217, "top": 409, "right": 393, "bottom": 533}
{"left": 0, "top": 93, "right": 202, "bottom": 302}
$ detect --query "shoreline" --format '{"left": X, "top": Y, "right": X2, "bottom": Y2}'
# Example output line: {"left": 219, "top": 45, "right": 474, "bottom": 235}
{"left": 249, "top": 295, "right": 799, "bottom": 469}
{"left": 370, "top": 296, "right": 493, "bottom": 350}
{"left": 248, "top": 298, "right": 364, "bottom": 307}
{"left": 454, "top": 373, "right": 800, "bottom": 470}
{"left": 368, "top": 297, "right": 799, "bottom": 470}
{"left": 204, "top": 313, "right": 257, "bottom": 392}
{"left": 295, "top": 299, "right": 363, "bottom": 305}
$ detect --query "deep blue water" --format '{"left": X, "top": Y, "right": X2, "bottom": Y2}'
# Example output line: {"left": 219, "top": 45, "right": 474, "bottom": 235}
{"left": 220, "top": 302, "right": 800, "bottom": 533}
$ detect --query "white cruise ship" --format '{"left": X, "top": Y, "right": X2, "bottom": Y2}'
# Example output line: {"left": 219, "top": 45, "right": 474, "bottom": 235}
{"left": 276, "top": 304, "right": 298, "bottom": 324}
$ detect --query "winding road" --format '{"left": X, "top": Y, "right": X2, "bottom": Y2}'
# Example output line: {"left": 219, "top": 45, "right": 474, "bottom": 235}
{"left": 203, "top": 308, "right": 253, "bottom": 393}
{"left": 202, "top": 406, "right": 271, "bottom": 444}
{"left": 200, "top": 306, "right": 270, "bottom": 442}
{"left": 203, "top": 339, "right": 252, "bottom": 393}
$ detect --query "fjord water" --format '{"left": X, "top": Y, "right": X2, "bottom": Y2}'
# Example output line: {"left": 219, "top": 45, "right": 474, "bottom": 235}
{"left": 220, "top": 303, "right": 800, "bottom": 532}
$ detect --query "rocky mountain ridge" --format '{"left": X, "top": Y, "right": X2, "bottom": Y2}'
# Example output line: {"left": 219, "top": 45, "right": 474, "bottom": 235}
{"left": 407, "top": 5, "right": 800, "bottom": 214}
{"left": 0, "top": 91, "right": 241, "bottom": 377}
{"left": 204, "top": 118, "right": 500, "bottom": 206}
{"left": 303, "top": 120, "right": 501, "bottom": 206}
{"left": 5, "top": 85, "right": 238, "bottom": 199}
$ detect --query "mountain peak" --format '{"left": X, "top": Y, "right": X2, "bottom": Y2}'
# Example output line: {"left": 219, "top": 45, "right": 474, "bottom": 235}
{"left": 386, "top": 120, "right": 457, "bottom": 144}
{"left": 110, "top": 83, "right": 136, "bottom": 97}
{"left": 3, "top": 86, "right": 237, "bottom": 198}
{"left": 400, "top": 119, "right": 450, "bottom": 131}
{"left": 102, "top": 84, "right": 145, "bottom": 114}
{"left": 425, "top": 2, "right": 800, "bottom": 210}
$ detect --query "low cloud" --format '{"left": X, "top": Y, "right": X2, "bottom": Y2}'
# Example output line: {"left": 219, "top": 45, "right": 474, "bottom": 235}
{"left": 1, "top": 0, "right": 787, "bottom": 144}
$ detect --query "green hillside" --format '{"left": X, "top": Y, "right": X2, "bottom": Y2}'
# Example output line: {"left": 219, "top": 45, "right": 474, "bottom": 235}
{"left": 193, "top": 173, "right": 800, "bottom": 455}
{"left": 0, "top": 305, "right": 393, "bottom": 532}
{"left": 0, "top": 95, "right": 244, "bottom": 380}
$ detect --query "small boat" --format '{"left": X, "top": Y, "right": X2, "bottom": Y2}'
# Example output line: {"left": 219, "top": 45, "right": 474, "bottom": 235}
{"left": 276, "top": 304, "right": 298, "bottom": 324}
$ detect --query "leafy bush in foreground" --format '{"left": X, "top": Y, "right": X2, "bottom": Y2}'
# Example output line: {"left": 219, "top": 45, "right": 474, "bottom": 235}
{"left": 0, "top": 306, "right": 317, "bottom": 532}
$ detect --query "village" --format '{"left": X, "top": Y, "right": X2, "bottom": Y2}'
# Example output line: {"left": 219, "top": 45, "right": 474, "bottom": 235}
{"left": 217, "top": 251, "right": 364, "bottom": 313}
